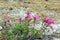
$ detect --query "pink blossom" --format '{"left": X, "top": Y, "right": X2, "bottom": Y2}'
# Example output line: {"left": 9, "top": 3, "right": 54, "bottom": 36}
{"left": 26, "top": 11, "right": 32, "bottom": 21}
{"left": 44, "top": 17, "right": 55, "bottom": 24}
{"left": 27, "top": 11, "right": 31, "bottom": 16}
{"left": 18, "top": 16, "right": 23, "bottom": 21}
{"left": 33, "top": 15, "right": 40, "bottom": 20}
{"left": 48, "top": 19, "right": 55, "bottom": 24}
{"left": 26, "top": 15, "right": 32, "bottom": 21}
{"left": 44, "top": 17, "right": 52, "bottom": 23}
{"left": 4, "top": 18, "right": 9, "bottom": 23}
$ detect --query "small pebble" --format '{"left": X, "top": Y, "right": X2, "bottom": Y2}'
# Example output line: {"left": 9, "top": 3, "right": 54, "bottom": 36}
{"left": 9, "top": 8, "right": 13, "bottom": 10}
{"left": 0, "top": 26, "right": 2, "bottom": 30}
{"left": 45, "top": 0, "right": 48, "bottom": 1}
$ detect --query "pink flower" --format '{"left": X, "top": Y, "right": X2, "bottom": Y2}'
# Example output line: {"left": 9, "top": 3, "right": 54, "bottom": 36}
{"left": 26, "top": 11, "right": 32, "bottom": 21}
{"left": 26, "top": 15, "right": 32, "bottom": 21}
{"left": 27, "top": 11, "right": 31, "bottom": 15}
{"left": 44, "top": 17, "right": 51, "bottom": 23}
{"left": 49, "top": 26, "right": 54, "bottom": 30}
{"left": 48, "top": 19, "right": 55, "bottom": 24}
{"left": 33, "top": 15, "right": 40, "bottom": 20}
{"left": 18, "top": 16, "right": 23, "bottom": 21}
{"left": 44, "top": 17, "right": 55, "bottom": 24}
{"left": 4, "top": 18, "right": 9, "bottom": 23}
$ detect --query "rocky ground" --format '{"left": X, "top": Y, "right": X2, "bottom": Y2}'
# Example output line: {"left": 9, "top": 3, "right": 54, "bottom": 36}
{"left": 0, "top": 0, "right": 60, "bottom": 40}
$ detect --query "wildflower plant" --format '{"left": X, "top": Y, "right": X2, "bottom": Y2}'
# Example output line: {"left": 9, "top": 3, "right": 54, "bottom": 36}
{"left": 1, "top": 11, "right": 55, "bottom": 40}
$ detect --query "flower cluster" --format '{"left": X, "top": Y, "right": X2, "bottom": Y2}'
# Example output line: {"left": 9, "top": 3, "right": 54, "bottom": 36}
{"left": 44, "top": 17, "right": 55, "bottom": 24}
{"left": 44, "top": 17, "right": 55, "bottom": 30}
{"left": 3, "top": 11, "right": 55, "bottom": 35}
{"left": 2, "top": 11, "right": 56, "bottom": 40}
{"left": 18, "top": 11, "right": 40, "bottom": 23}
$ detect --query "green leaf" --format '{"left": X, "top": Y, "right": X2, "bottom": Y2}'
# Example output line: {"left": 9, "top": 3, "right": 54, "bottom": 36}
{"left": 12, "top": 24, "right": 21, "bottom": 33}
{"left": 23, "top": 29, "right": 29, "bottom": 35}
{"left": 8, "top": 32, "right": 14, "bottom": 36}
{"left": 35, "top": 31, "right": 42, "bottom": 38}
{"left": 31, "top": 28, "right": 42, "bottom": 38}
{"left": 31, "top": 28, "right": 37, "bottom": 37}
{"left": 7, "top": 34, "right": 15, "bottom": 40}
{"left": 2, "top": 29, "right": 8, "bottom": 35}
{"left": 19, "top": 34, "right": 24, "bottom": 40}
